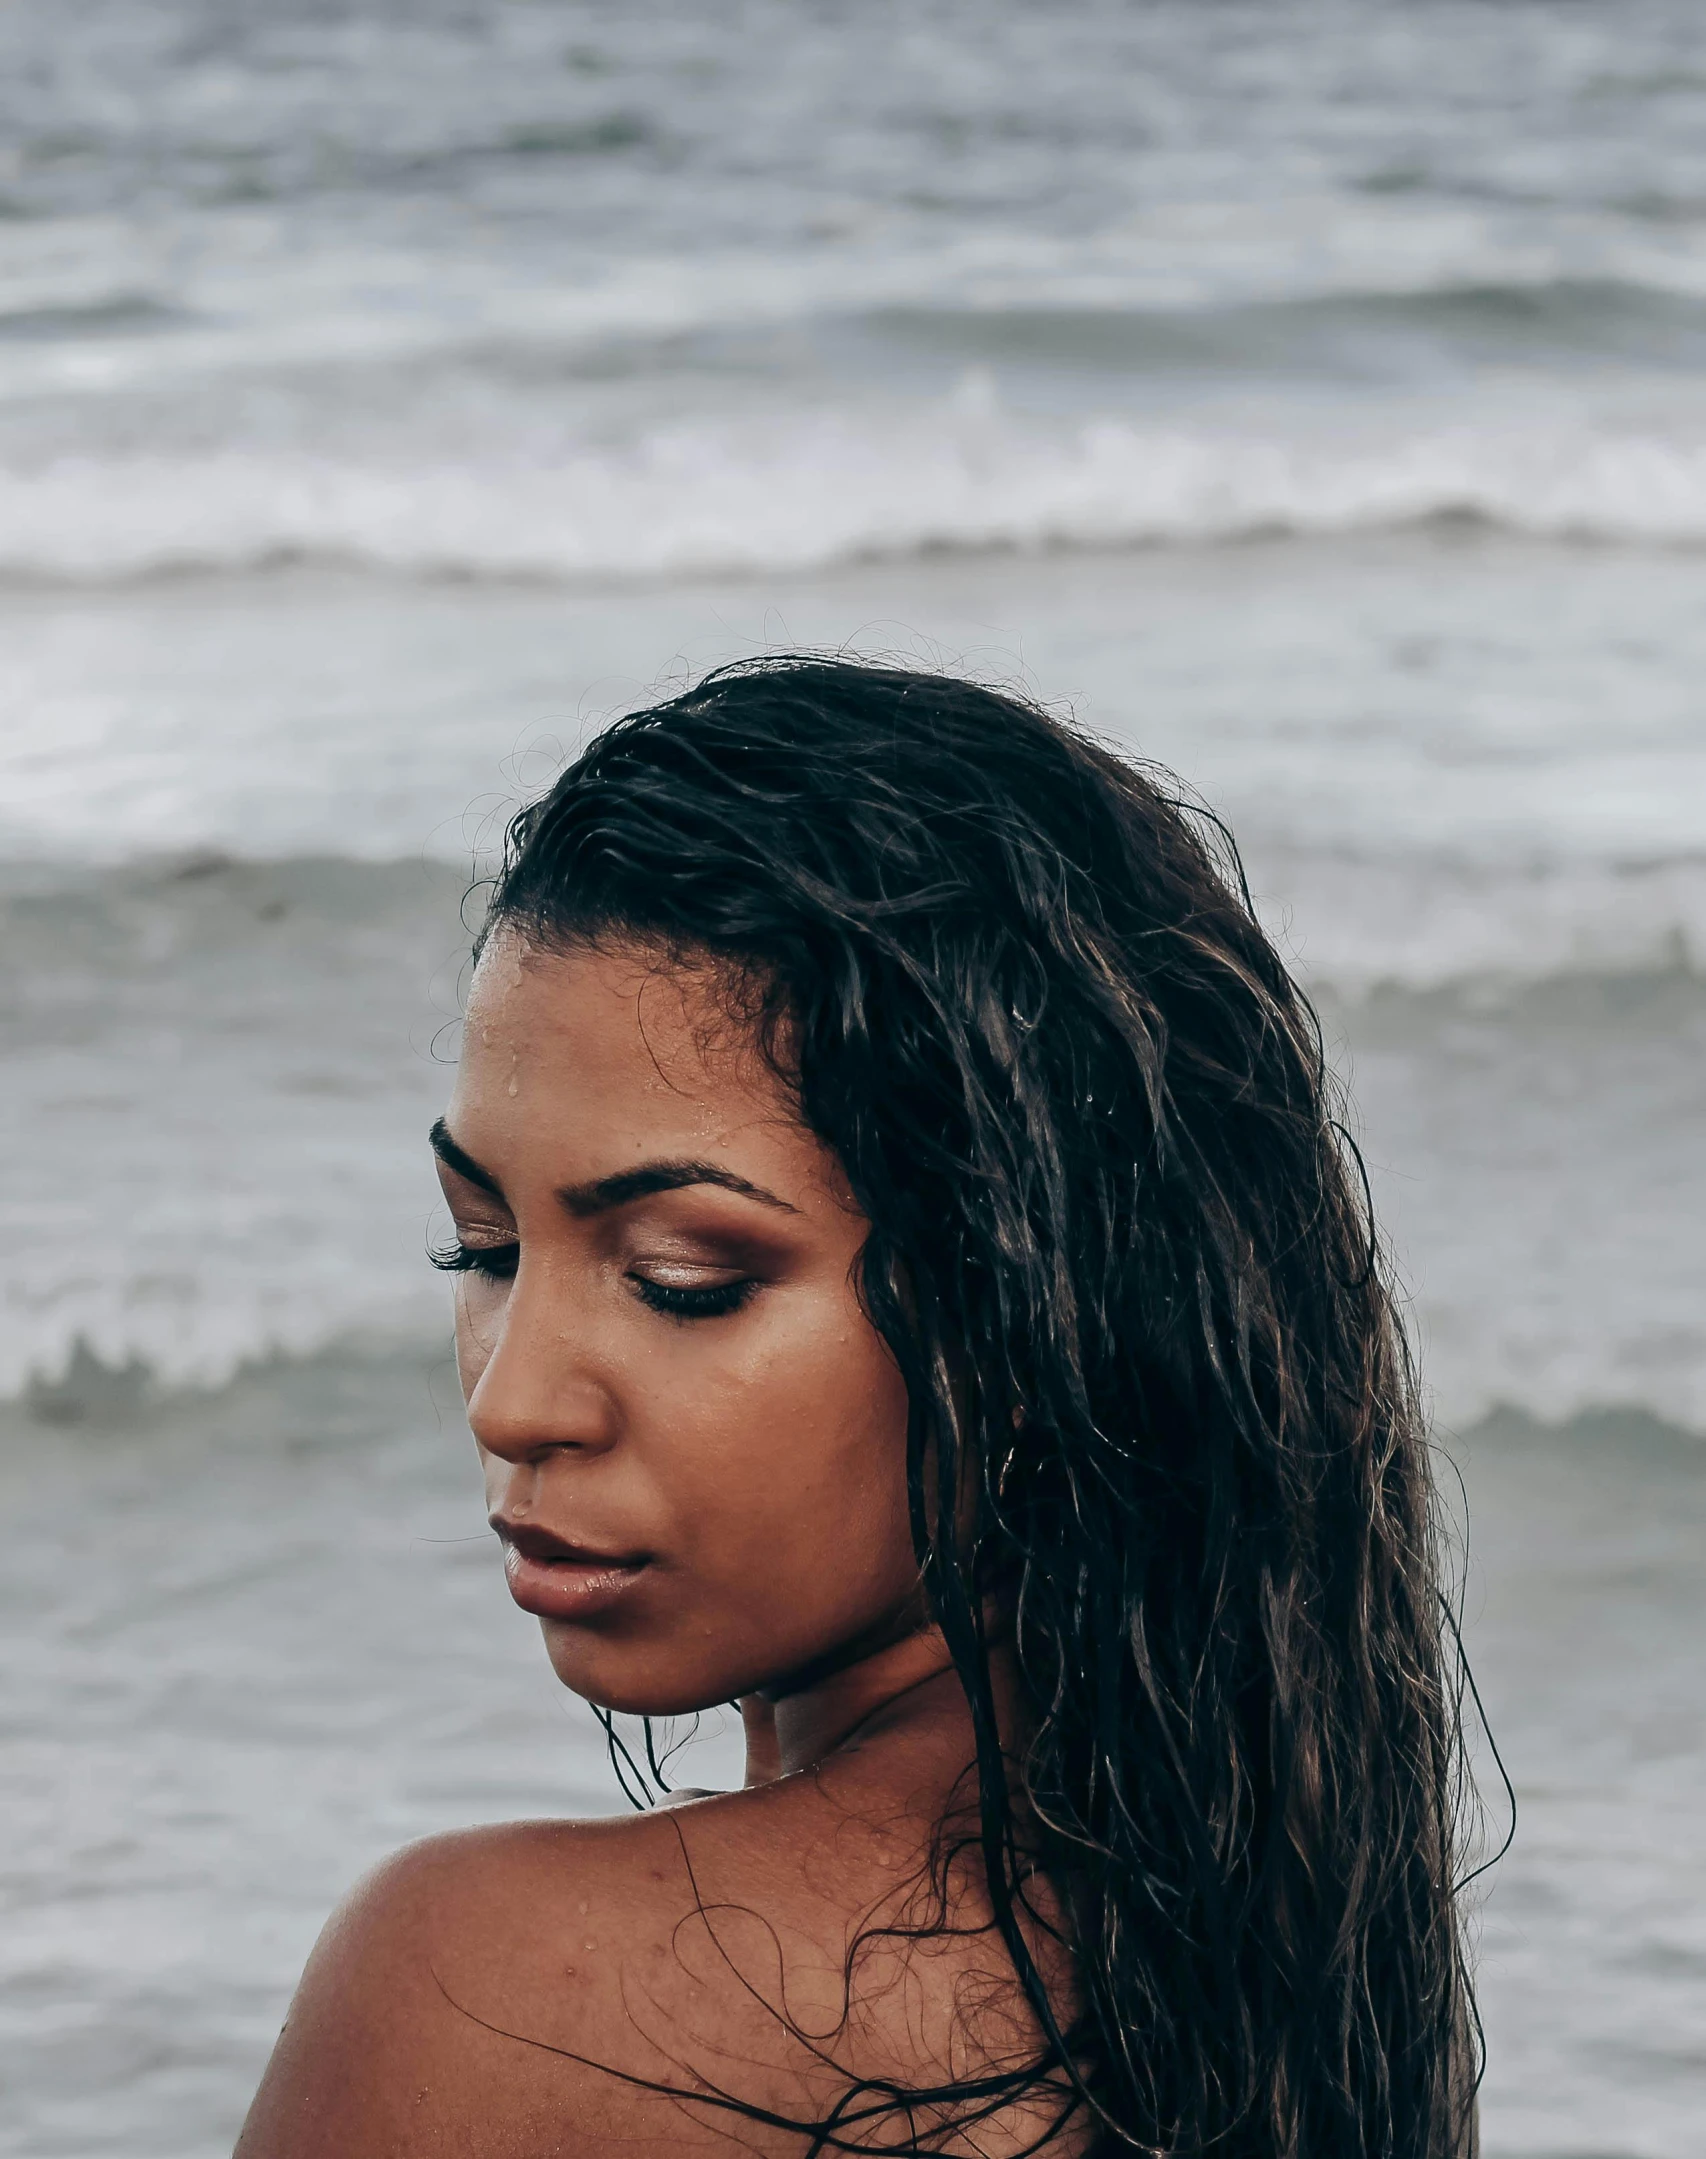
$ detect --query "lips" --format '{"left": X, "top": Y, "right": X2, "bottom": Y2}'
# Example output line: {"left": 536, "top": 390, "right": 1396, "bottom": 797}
{"left": 492, "top": 1519, "right": 650, "bottom": 1622}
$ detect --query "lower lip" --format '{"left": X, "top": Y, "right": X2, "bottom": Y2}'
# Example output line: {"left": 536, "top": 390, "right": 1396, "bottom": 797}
{"left": 502, "top": 1545, "right": 649, "bottom": 1621}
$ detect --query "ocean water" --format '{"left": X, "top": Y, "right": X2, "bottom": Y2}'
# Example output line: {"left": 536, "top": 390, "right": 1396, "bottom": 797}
{"left": 2, "top": 4, "right": 1703, "bottom": 2154}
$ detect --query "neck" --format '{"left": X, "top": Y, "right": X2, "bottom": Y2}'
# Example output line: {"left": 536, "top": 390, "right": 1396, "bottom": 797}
{"left": 741, "top": 1617, "right": 1025, "bottom": 1785}
{"left": 741, "top": 1623, "right": 961, "bottom": 1783}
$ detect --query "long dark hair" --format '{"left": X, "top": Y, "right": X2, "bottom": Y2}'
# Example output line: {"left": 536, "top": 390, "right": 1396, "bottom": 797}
{"left": 483, "top": 658, "right": 1478, "bottom": 2158}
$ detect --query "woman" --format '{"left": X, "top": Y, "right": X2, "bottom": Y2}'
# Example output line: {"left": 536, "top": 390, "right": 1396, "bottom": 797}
{"left": 239, "top": 660, "right": 1478, "bottom": 2157}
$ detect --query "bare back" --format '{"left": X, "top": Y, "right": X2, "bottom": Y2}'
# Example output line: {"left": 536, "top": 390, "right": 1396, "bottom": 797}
{"left": 237, "top": 1670, "right": 1083, "bottom": 2157}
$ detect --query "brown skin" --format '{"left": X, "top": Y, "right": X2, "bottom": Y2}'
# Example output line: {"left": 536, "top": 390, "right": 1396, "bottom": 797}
{"left": 236, "top": 935, "right": 1072, "bottom": 2159}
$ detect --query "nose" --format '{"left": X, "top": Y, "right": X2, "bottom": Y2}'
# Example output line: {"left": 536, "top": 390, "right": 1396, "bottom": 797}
{"left": 462, "top": 1262, "right": 620, "bottom": 1466}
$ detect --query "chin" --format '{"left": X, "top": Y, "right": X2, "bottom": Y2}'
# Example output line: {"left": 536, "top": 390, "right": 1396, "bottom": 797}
{"left": 541, "top": 1630, "right": 740, "bottom": 1719}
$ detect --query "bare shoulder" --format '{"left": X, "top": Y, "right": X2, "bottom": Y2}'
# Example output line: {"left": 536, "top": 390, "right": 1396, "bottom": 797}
{"left": 235, "top": 1808, "right": 739, "bottom": 2158}
{"left": 234, "top": 1778, "right": 1004, "bottom": 2158}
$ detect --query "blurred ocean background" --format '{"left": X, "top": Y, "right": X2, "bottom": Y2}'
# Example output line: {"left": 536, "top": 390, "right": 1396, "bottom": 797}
{"left": 1, "top": 3, "right": 1703, "bottom": 2153}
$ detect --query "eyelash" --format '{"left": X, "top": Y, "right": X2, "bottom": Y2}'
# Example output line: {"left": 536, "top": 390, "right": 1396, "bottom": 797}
{"left": 430, "top": 1239, "right": 519, "bottom": 1281}
{"left": 429, "top": 1241, "right": 755, "bottom": 1321}
{"left": 631, "top": 1276, "right": 756, "bottom": 1322}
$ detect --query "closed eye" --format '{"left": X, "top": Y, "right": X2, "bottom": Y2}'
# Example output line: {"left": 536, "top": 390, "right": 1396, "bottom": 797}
{"left": 630, "top": 1276, "right": 756, "bottom": 1321}
{"left": 430, "top": 1238, "right": 519, "bottom": 1282}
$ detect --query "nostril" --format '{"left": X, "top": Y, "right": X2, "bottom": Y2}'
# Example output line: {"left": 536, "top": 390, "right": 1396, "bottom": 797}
{"left": 469, "top": 1395, "right": 622, "bottom": 1462}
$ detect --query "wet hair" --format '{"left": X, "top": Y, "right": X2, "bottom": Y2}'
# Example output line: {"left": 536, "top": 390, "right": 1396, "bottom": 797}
{"left": 482, "top": 658, "right": 1479, "bottom": 2158}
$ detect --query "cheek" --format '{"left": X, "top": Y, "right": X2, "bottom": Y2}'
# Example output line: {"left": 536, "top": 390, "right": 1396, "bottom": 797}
{"left": 452, "top": 1277, "right": 504, "bottom": 1397}
{"left": 657, "top": 1314, "right": 917, "bottom": 1611}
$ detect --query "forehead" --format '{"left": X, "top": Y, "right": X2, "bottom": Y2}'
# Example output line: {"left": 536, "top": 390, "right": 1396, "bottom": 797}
{"left": 453, "top": 929, "right": 798, "bottom": 1165}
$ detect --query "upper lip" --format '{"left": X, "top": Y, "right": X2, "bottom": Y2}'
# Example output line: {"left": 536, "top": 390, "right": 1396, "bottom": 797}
{"left": 490, "top": 1518, "right": 648, "bottom": 1568}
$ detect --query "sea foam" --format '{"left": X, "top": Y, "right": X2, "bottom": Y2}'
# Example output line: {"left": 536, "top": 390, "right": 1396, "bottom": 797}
{"left": 6, "top": 407, "right": 1706, "bottom": 586}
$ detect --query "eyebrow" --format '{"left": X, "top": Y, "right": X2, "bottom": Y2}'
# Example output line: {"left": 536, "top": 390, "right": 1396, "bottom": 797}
{"left": 428, "top": 1119, "right": 799, "bottom": 1218}
{"left": 429, "top": 1118, "right": 502, "bottom": 1197}
{"left": 559, "top": 1161, "right": 801, "bottom": 1218}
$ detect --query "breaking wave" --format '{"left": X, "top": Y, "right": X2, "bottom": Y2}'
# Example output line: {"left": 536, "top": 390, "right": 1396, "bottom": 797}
{"left": 5, "top": 1331, "right": 1699, "bottom": 1459}
{"left": 1262, "top": 852, "right": 1706, "bottom": 1001}
{"left": 7, "top": 407, "right": 1706, "bottom": 585}
{"left": 6, "top": 848, "right": 1705, "bottom": 1425}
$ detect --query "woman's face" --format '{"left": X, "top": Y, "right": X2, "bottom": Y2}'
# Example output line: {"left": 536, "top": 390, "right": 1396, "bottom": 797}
{"left": 433, "top": 931, "right": 918, "bottom": 1716}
